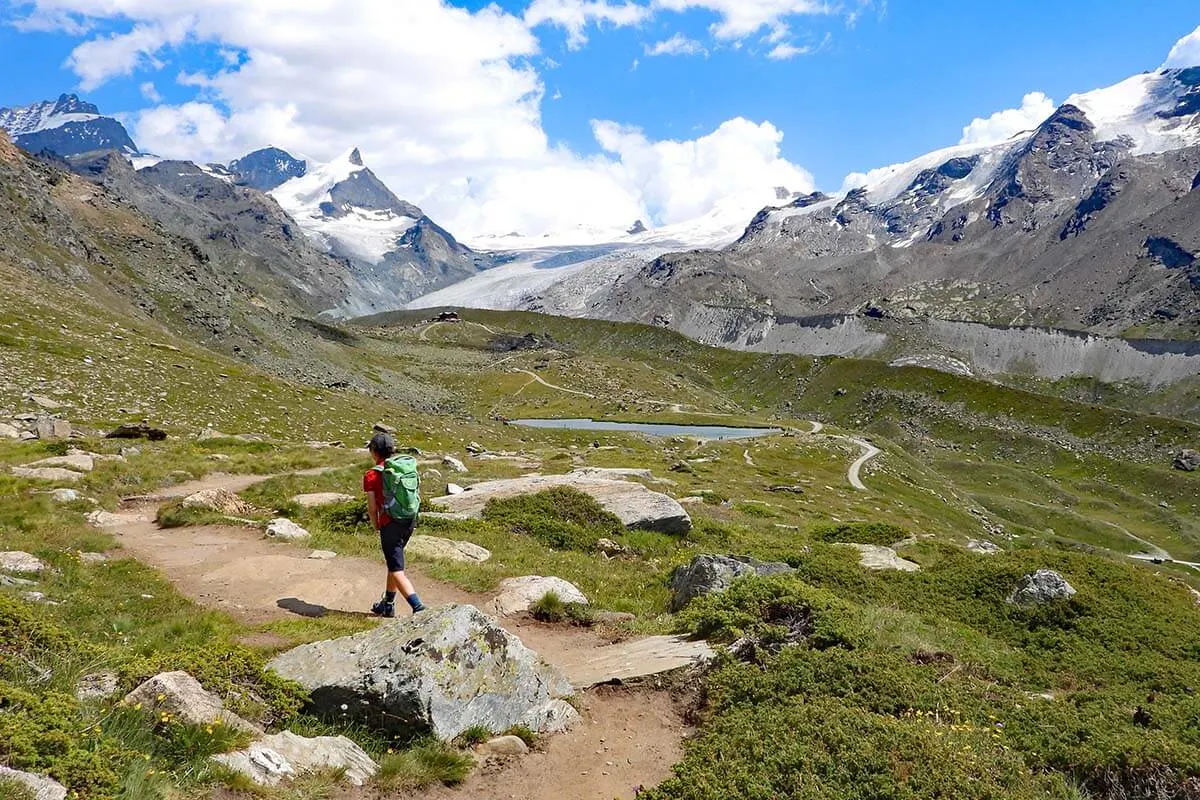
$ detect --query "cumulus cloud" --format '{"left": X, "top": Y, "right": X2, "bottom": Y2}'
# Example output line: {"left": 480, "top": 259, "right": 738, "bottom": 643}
{"left": 592, "top": 117, "right": 815, "bottom": 225}
{"left": 958, "top": 91, "right": 1056, "bottom": 146}
{"left": 138, "top": 80, "right": 161, "bottom": 102}
{"left": 645, "top": 33, "right": 707, "bottom": 56}
{"left": 524, "top": 0, "right": 649, "bottom": 49}
{"left": 1163, "top": 25, "right": 1200, "bottom": 69}
{"left": 17, "top": 0, "right": 813, "bottom": 239}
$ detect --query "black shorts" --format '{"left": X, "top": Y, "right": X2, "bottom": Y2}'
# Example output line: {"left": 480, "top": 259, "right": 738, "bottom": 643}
{"left": 379, "top": 518, "right": 416, "bottom": 572}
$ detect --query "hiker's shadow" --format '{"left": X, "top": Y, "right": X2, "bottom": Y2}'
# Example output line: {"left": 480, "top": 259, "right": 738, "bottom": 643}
{"left": 277, "top": 598, "right": 371, "bottom": 619}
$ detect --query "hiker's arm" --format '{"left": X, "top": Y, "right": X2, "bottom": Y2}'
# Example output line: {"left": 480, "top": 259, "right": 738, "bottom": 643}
{"left": 366, "top": 491, "right": 380, "bottom": 529}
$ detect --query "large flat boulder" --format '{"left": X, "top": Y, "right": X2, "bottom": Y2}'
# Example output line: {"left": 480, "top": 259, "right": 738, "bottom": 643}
{"left": 267, "top": 604, "right": 576, "bottom": 741}
{"left": 292, "top": 493, "right": 356, "bottom": 508}
{"left": 180, "top": 488, "right": 262, "bottom": 517}
{"left": 213, "top": 731, "right": 378, "bottom": 786}
{"left": 433, "top": 474, "right": 691, "bottom": 534}
{"left": 11, "top": 467, "right": 83, "bottom": 483}
{"left": 670, "top": 554, "right": 794, "bottom": 611}
{"left": 842, "top": 544, "right": 921, "bottom": 572}
{"left": 0, "top": 552, "right": 50, "bottom": 574}
{"left": 406, "top": 535, "right": 491, "bottom": 564}
{"left": 24, "top": 454, "right": 94, "bottom": 472}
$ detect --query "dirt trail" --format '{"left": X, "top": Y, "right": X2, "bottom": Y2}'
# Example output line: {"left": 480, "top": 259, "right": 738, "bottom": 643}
{"left": 802, "top": 422, "right": 880, "bottom": 491}
{"left": 512, "top": 368, "right": 597, "bottom": 399}
{"left": 104, "top": 472, "right": 699, "bottom": 799}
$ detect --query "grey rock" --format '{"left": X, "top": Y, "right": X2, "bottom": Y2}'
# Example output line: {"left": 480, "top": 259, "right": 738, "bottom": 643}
{"left": 307, "top": 550, "right": 338, "bottom": 560}
{"left": 595, "top": 538, "right": 632, "bottom": 558}
{"left": 1174, "top": 449, "right": 1200, "bottom": 472}
{"left": 267, "top": 604, "right": 574, "bottom": 741}
{"left": 0, "top": 575, "right": 37, "bottom": 587}
{"left": 105, "top": 423, "right": 166, "bottom": 441}
{"left": 25, "top": 454, "right": 94, "bottom": 472}
{"left": 28, "top": 394, "right": 65, "bottom": 410}
{"left": 669, "top": 554, "right": 794, "bottom": 611}
{"left": 442, "top": 455, "right": 469, "bottom": 473}
{"left": 47, "top": 488, "right": 81, "bottom": 503}
{"left": 123, "top": 671, "right": 260, "bottom": 733}
{"left": 213, "top": 731, "right": 378, "bottom": 786}
{"left": 34, "top": 418, "right": 71, "bottom": 439}
{"left": 434, "top": 474, "right": 691, "bottom": 534}
{"left": 292, "top": 492, "right": 356, "bottom": 508}
{"left": 78, "top": 552, "right": 109, "bottom": 564}
{"left": 446, "top": 482, "right": 466, "bottom": 495}
{"left": 11, "top": 466, "right": 83, "bottom": 483}
{"left": 76, "top": 672, "right": 120, "bottom": 701}
{"left": 967, "top": 539, "right": 1003, "bottom": 555}
{"left": 842, "top": 543, "right": 921, "bottom": 572}
{"left": 0, "top": 551, "right": 49, "bottom": 574}
{"left": 493, "top": 576, "right": 588, "bottom": 617}
{"left": 406, "top": 535, "right": 491, "bottom": 564}
{"left": 1007, "top": 570, "right": 1077, "bottom": 606}
{"left": 481, "top": 735, "right": 529, "bottom": 756}
{"left": 265, "top": 518, "right": 311, "bottom": 541}
{"left": 181, "top": 488, "right": 261, "bottom": 517}
{"left": 0, "top": 766, "right": 67, "bottom": 800}
{"left": 21, "top": 591, "right": 56, "bottom": 605}
{"left": 86, "top": 510, "right": 123, "bottom": 528}
{"left": 0, "top": 422, "right": 21, "bottom": 439}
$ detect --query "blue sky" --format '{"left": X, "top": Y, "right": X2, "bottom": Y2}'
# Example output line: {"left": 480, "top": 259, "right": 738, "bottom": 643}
{"left": 1, "top": 1, "right": 1198, "bottom": 236}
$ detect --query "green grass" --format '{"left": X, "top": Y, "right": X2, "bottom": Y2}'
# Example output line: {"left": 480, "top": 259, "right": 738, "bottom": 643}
{"left": 376, "top": 738, "right": 474, "bottom": 792}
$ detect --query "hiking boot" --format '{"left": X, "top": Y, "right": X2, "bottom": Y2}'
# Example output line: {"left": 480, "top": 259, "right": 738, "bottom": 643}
{"left": 371, "top": 600, "right": 396, "bottom": 618}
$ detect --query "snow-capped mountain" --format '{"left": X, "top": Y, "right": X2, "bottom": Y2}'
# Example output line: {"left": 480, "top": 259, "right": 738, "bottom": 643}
{"left": 269, "top": 147, "right": 488, "bottom": 311}
{"left": 418, "top": 65, "right": 1200, "bottom": 358}
{"left": 0, "top": 94, "right": 139, "bottom": 157}
{"left": 228, "top": 147, "right": 308, "bottom": 192}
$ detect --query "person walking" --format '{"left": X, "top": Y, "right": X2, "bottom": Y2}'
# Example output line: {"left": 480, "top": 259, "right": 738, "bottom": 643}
{"left": 363, "top": 432, "right": 426, "bottom": 617}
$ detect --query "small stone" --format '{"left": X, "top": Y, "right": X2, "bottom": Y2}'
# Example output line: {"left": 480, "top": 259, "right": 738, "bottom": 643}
{"left": 87, "top": 510, "right": 123, "bottom": 528}
{"left": 78, "top": 552, "right": 109, "bottom": 565}
{"left": 1173, "top": 449, "right": 1200, "bottom": 472}
{"left": 48, "top": 489, "right": 81, "bottom": 503}
{"left": 22, "top": 591, "right": 56, "bottom": 605}
{"left": 481, "top": 735, "right": 529, "bottom": 757}
{"left": 446, "top": 483, "right": 466, "bottom": 495}
{"left": 266, "top": 518, "right": 311, "bottom": 541}
{"left": 967, "top": 539, "right": 1002, "bottom": 555}
{"left": 28, "top": 395, "right": 65, "bottom": 410}
{"left": 124, "top": 671, "right": 259, "bottom": 733}
{"left": 308, "top": 550, "right": 338, "bottom": 560}
{"left": 443, "top": 455, "right": 469, "bottom": 473}
{"left": 466, "top": 442, "right": 486, "bottom": 454}
{"left": 1007, "top": 570, "right": 1077, "bottom": 606}
{"left": 492, "top": 576, "right": 588, "bottom": 617}
{"left": 75, "top": 672, "right": 120, "bottom": 701}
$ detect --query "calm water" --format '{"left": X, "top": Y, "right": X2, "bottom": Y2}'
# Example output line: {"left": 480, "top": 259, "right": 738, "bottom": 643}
{"left": 510, "top": 418, "right": 783, "bottom": 440}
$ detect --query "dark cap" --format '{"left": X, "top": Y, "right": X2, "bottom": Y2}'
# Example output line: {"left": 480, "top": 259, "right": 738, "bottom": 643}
{"left": 368, "top": 432, "right": 396, "bottom": 457}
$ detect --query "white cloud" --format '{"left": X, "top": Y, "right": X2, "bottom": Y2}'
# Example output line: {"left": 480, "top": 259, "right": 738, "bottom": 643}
{"left": 958, "top": 91, "right": 1056, "bottom": 146}
{"left": 138, "top": 80, "right": 161, "bottom": 102}
{"left": 19, "top": 0, "right": 813, "bottom": 240}
{"left": 767, "top": 43, "right": 807, "bottom": 59}
{"left": 67, "top": 17, "right": 193, "bottom": 90}
{"left": 524, "top": 0, "right": 649, "bottom": 49}
{"left": 592, "top": 117, "right": 814, "bottom": 225}
{"left": 645, "top": 33, "right": 707, "bottom": 56}
{"left": 1164, "top": 25, "right": 1200, "bottom": 69}
{"left": 650, "top": 0, "right": 832, "bottom": 40}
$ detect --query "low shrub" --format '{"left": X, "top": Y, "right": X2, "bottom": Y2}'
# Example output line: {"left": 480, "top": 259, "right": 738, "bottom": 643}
{"left": 482, "top": 487, "right": 624, "bottom": 552}
{"left": 529, "top": 592, "right": 594, "bottom": 625}
{"left": 809, "top": 521, "right": 908, "bottom": 546}
{"left": 0, "top": 779, "right": 35, "bottom": 800}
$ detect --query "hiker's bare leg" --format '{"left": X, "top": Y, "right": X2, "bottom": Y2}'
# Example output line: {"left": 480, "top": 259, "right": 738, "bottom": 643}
{"left": 390, "top": 570, "right": 416, "bottom": 597}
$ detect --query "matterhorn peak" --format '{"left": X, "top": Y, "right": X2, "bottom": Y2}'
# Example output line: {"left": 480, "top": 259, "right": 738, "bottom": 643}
{"left": 348, "top": 147, "right": 364, "bottom": 167}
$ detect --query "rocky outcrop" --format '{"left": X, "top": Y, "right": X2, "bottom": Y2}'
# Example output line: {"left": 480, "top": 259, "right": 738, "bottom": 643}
{"left": 213, "top": 731, "right": 378, "bottom": 787}
{"left": 24, "top": 454, "right": 93, "bottom": 472}
{"left": 267, "top": 604, "right": 576, "bottom": 741}
{"left": 434, "top": 474, "right": 691, "bottom": 534}
{"left": 669, "top": 554, "right": 794, "bottom": 611}
{"left": 123, "top": 671, "right": 260, "bottom": 734}
{"left": 0, "top": 766, "right": 67, "bottom": 800}
{"left": 105, "top": 423, "right": 167, "bottom": 441}
{"left": 1006, "top": 570, "right": 1077, "bottom": 606}
{"left": 406, "top": 536, "right": 491, "bottom": 564}
{"left": 11, "top": 467, "right": 83, "bottom": 483}
{"left": 1174, "top": 449, "right": 1200, "bottom": 472}
{"left": 967, "top": 539, "right": 1003, "bottom": 555}
{"left": 492, "top": 576, "right": 588, "bottom": 617}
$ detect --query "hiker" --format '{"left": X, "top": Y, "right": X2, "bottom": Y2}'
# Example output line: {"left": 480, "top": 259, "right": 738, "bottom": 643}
{"left": 364, "top": 432, "right": 426, "bottom": 617}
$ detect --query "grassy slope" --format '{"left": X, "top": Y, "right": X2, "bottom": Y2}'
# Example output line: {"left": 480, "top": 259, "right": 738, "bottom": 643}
{"left": 2, "top": 280, "right": 1199, "bottom": 797}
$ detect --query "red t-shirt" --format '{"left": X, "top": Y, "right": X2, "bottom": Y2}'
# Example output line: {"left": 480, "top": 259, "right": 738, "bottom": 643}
{"left": 363, "top": 468, "right": 392, "bottom": 529}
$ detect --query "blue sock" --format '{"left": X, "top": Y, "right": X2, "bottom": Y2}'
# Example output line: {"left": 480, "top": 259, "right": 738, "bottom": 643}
{"left": 406, "top": 593, "right": 425, "bottom": 611}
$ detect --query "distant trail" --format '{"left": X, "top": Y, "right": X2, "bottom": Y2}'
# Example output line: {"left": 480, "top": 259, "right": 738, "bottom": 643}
{"left": 512, "top": 369, "right": 596, "bottom": 399}
{"left": 801, "top": 421, "right": 878, "bottom": 492}
{"left": 419, "top": 319, "right": 500, "bottom": 342}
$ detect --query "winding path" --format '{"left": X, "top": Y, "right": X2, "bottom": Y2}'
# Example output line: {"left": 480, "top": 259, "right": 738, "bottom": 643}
{"left": 96, "top": 470, "right": 709, "bottom": 799}
{"left": 803, "top": 421, "right": 880, "bottom": 492}
{"left": 512, "top": 368, "right": 597, "bottom": 399}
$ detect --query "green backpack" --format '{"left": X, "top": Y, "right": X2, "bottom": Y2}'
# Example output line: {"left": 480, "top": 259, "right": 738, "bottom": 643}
{"left": 377, "top": 455, "right": 421, "bottom": 520}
